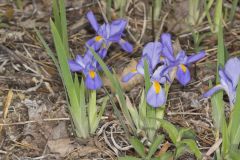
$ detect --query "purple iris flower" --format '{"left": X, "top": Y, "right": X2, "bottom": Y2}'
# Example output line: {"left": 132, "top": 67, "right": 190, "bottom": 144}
{"left": 122, "top": 42, "right": 162, "bottom": 82}
{"left": 122, "top": 41, "right": 170, "bottom": 107}
{"left": 146, "top": 65, "right": 170, "bottom": 107}
{"left": 203, "top": 57, "right": 240, "bottom": 106}
{"left": 160, "top": 33, "right": 205, "bottom": 86}
{"left": 68, "top": 53, "right": 102, "bottom": 90}
{"left": 86, "top": 11, "right": 133, "bottom": 58}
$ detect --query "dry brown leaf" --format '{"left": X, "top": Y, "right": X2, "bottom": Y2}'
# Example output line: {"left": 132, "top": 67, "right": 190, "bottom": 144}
{"left": 50, "top": 121, "right": 68, "bottom": 140}
{"left": 0, "top": 4, "right": 14, "bottom": 21}
{"left": 0, "top": 89, "right": 13, "bottom": 134}
{"left": 156, "top": 141, "right": 171, "bottom": 157}
{"left": 3, "top": 89, "right": 13, "bottom": 119}
{"left": 102, "top": 59, "right": 144, "bottom": 92}
{"left": 23, "top": 99, "right": 47, "bottom": 121}
{"left": 47, "top": 138, "right": 75, "bottom": 157}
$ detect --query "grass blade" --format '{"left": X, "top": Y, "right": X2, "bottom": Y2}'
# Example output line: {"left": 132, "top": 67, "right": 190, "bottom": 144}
{"left": 180, "top": 139, "right": 202, "bottom": 159}
{"left": 89, "top": 47, "right": 136, "bottom": 132}
{"left": 50, "top": 19, "right": 89, "bottom": 138}
{"left": 106, "top": 0, "right": 112, "bottom": 21}
{"left": 58, "top": 0, "right": 69, "bottom": 56}
{"left": 158, "top": 119, "right": 178, "bottom": 144}
{"left": 147, "top": 134, "right": 164, "bottom": 159}
{"left": 229, "top": 81, "right": 240, "bottom": 146}
{"left": 88, "top": 90, "right": 97, "bottom": 133}
{"left": 229, "top": 0, "right": 239, "bottom": 25}
{"left": 129, "top": 137, "right": 146, "bottom": 158}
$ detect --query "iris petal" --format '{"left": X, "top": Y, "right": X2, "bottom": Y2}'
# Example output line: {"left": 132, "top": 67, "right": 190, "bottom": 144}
{"left": 68, "top": 60, "right": 83, "bottom": 72}
{"left": 85, "top": 71, "right": 102, "bottom": 90}
{"left": 151, "top": 65, "right": 169, "bottom": 84}
{"left": 98, "top": 48, "right": 108, "bottom": 59}
{"left": 86, "top": 37, "right": 95, "bottom": 46}
{"left": 219, "top": 67, "right": 232, "bottom": 89}
{"left": 176, "top": 50, "right": 187, "bottom": 62}
{"left": 203, "top": 85, "right": 224, "bottom": 98}
{"left": 161, "top": 33, "right": 175, "bottom": 61}
{"left": 109, "top": 19, "right": 127, "bottom": 40}
{"left": 142, "top": 42, "right": 162, "bottom": 69}
{"left": 224, "top": 57, "right": 240, "bottom": 88}
{"left": 122, "top": 71, "right": 138, "bottom": 82}
{"left": 187, "top": 51, "right": 205, "bottom": 64}
{"left": 118, "top": 39, "right": 133, "bottom": 53}
{"left": 146, "top": 83, "right": 166, "bottom": 107}
{"left": 176, "top": 65, "right": 191, "bottom": 85}
{"left": 86, "top": 11, "right": 99, "bottom": 32}
{"left": 136, "top": 57, "right": 153, "bottom": 75}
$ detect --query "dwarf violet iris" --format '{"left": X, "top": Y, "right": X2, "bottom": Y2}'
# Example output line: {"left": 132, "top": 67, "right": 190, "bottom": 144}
{"left": 68, "top": 51, "right": 102, "bottom": 90}
{"left": 160, "top": 33, "right": 205, "bottom": 86}
{"left": 146, "top": 65, "right": 170, "bottom": 107}
{"left": 122, "top": 33, "right": 206, "bottom": 108}
{"left": 122, "top": 41, "right": 170, "bottom": 107}
{"left": 122, "top": 42, "right": 162, "bottom": 82}
{"left": 86, "top": 11, "right": 133, "bottom": 59}
{"left": 203, "top": 57, "right": 240, "bottom": 107}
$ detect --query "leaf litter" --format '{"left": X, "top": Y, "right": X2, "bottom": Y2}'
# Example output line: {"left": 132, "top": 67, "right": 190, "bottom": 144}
{"left": 0, "top": 0, "right": 240, "bottom": 159}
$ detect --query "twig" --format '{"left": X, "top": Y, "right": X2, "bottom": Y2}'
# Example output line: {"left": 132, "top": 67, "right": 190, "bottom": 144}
{"left": 167, "top": 112, "right": 206, "bottom": 116}
{"left": 0, "top": 118, "right": 70, "bottom": 126}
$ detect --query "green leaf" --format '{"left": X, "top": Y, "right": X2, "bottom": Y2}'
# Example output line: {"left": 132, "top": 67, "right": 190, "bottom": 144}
{"left": 175, "top": 143, "right": 187, "bottom": 159}
{"left": 214, "top": 0, "right": 222, "bottom": 33}
{"left": 35, "top": 28, "right": 61, "bottom": 79}
{"left": 103, "top": 87, "right": 130, "bottom": 138}
{"left": 58, "top": 0, "right": 69, "bottom": 56}
{"left": 91, "top": 96, "right": 108, "bottom": 134}
{"left": 129, "top": 137, "right": 146, "bottom": 158}
{"left": 139, "top": 89, "right": 147, "bottom": 122}
{"left": 52, "top": 0, "right": 61, "bottom": 36}
{"left": 50, "top": 19, "right": 77, "bottom": 108}
{"left": 159, "top": 119, "right": 178, "bottom": 144}
{"left": 227, "top": 148, "right": 240, "bottom": 160}
{"left": 118, "top": 156, "right": 141, "bottom": 160}
{"left": 216, "top": 16, "right": 225, "bottom": 73}
{"left": 221, "top": 118, "right": 230, "bottom": 155}
{"left": 50, "top": 19, "right": 89, "bottom": 138}
{"left": 178, "top": 128, "right": 196, "bottom": 141}
{"left": 229, "top": 81, "right": 240, "bottom": 147}
{"left": 106, "top": 0, "right": 112, "bottom": 21}
{"left": 229, "top": 0, "right": 239, "bottom": 25}
{"left": 52, "top": 0, "right": 69, "bottom": 58}
{"left": 74, "top": 74, "right": 80, "bottom": 100}
{"left": 153, "top": 0, "right": 162, "bottom": 20}
{"left": 211, "top": 91, "right": 224, "bottom": 131}
{"left": 204, "top": 0, "right": 214, "bottom": 32}
{"left": 88, "top": 90, "right": 97, "bottom": 133}
{"left": 144, "top": 59, "right": 151, "bottom": 92}
{"left": 36, "top": 28, "right": 89, "bottom": 137}
{"left": 144, "top": 59, "right": 156, "bottom": 141}
{"left": 180, "top": 139, "right": 202, "bottom": 159}
{"left": 147, "top": 134, "right": 164, "bottom": 159}
{"left": 199, "top": 0, "right": 214, "bottom": 24}
{"left": 89, "top": 47, "right": 136, "bottom": 132}
{"left": 126, "top": 96, "right": 140, "bottom": 130}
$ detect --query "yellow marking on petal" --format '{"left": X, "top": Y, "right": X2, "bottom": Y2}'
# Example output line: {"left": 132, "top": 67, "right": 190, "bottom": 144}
{"left": 180, "top": 64, "right": 187, "bottom": 73}
{"left": 131, "top": 69, "right": 137, "bottom": 72}
{"left": 153, "top": 81, "right": 161, "bottom": 94}
{"left": 160, "top": 56, "right": 164, "bottom": 61}
{"left": 95, "top": 35, "right": 103, "bottom": 42}
{"left": 89, "top": 70, "right": 96, "bottom": 79}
